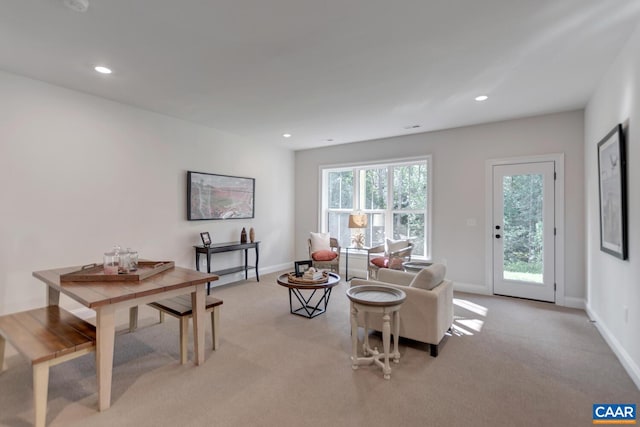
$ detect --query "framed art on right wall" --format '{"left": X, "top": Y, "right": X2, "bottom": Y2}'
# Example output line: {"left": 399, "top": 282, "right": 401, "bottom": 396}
{"left": 597, "top": 123, "right": 628, "bottom": 260}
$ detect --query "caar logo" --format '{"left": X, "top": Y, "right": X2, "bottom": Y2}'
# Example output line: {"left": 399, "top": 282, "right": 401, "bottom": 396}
{"left": 593, "top": 404, "right": 636, "bottom": 424}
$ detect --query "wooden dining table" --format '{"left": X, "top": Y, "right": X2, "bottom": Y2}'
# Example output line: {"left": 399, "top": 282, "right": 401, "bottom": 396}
{"left": 32, "top": 264, "right": 219, "bottom": 411}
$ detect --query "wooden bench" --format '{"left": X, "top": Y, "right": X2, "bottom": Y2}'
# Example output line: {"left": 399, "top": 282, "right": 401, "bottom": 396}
{"left": 129, "top": 295, "right": 223, "bottom": 364}
{"left": 0, "top": 306, "right": 96, "bottom": 427}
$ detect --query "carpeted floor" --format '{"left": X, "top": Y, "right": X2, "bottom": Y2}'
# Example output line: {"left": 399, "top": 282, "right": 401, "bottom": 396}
{"left": 0, "top": 271, "right": 638, "bottom": 426}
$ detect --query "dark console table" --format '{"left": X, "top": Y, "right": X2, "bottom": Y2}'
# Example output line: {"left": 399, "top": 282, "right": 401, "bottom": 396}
{"left": 194, "top": 241, "right": 260, "bottom": 294}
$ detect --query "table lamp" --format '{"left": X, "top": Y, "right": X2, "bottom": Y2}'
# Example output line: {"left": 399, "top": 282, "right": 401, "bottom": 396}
{"left": 348, "top": 213, "right": 368, "bottom": 248}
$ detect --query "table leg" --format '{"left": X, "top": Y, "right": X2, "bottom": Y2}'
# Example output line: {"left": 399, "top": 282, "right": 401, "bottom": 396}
{"left": 96, "top": 305, "right": 116, "bottom": 411}
{"left": 345, "top": 248, "right": 350, "bottom": 280}
{"left": 244, "top": 248, "right": 248, "bottom": 279}
{"left": 206, "top": 252, "right": 212, "bottom": 295}
{"left": 382, "top": 311, "right": 391, "bottom": 380}
{"left": 191, "top": 285, "right": 206, "bottom": 365}
{"left": 255, "top": 244, "right": 260, "bottom": 281}
{"left": 47, "top": 287, "right": 60, "bottom": 306}
{"left": 350, "top": 303, "right": 359, "bottom": 370}
{"left": 393, "top": 310, "right": 401, "bottom": 363}
{"left": 363, "top": 312, "right": 370, "bottom": 356}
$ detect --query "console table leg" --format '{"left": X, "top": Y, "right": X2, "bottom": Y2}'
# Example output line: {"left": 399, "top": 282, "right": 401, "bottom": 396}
{"left": 206, "top": 252, "right": 212, "bottom": 295}
{"left": 255, "top": 245, "right": 260, "bottom": 281}
{"left": 243, "top": 249, "right": 248, "bottom": 280}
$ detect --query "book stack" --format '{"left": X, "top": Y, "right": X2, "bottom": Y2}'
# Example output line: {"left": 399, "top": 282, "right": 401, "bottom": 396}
{"left": 303, "top": 268, "right": 323, "bottom": 280}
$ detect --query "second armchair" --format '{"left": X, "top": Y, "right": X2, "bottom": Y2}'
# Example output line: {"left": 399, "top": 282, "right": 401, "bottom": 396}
{"left": 308, "top": 233, "right": 341, "bottom": 274}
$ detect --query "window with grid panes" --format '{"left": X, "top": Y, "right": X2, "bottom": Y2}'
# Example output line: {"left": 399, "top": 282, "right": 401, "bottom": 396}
{"left": 321, "top": 158, "right": 430, "bottom": 257}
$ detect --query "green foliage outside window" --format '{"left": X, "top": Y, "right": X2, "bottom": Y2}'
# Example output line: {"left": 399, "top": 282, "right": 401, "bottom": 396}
{"left": 502, "top": 174, "right": 543, "bottom": 275}
{"left": 393, "top": 164, "right": 427, "bottom": 210}
{"left": 328, "top": 171, "right": 353, "bottom": 209}
{"left": 325, "top": 160, "right": 429, "bottom": 257}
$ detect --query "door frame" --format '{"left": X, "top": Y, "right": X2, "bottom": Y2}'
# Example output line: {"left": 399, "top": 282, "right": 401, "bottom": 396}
{"left": 484, "top": 154, "right": 565, "bottom": 306}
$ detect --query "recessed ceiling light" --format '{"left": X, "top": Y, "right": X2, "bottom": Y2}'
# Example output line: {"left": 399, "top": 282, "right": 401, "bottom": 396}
{"left": 475, "top": 95, "right": 488, "bottom": 101}
{"left": 282, "top": 133, "right": 292, "bottom": 138}
{"left": 94, "top": 66, "right": 112, "bottom": 74}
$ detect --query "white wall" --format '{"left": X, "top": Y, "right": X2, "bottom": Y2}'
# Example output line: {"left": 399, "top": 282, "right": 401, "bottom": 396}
{"left": 585, "top": 23, "right": 640, "bottom": 388}
{"left": 0, "top": 70, "right": 295, "bottom": 314}
{"left": 295, "top": 111, "right": 585, "bottom": 302}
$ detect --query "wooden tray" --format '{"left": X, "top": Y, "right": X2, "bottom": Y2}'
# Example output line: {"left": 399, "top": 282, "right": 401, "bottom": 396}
{"left": 287, "top": 271, "right": 329, "bottom": 284}
{"left": 60, "top": 261, "right": 175, "bottom": 282}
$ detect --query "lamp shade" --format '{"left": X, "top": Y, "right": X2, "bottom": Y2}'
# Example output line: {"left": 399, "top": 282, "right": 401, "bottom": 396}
{"left": 348, "top": 214, "right": 368, "bottom": 228}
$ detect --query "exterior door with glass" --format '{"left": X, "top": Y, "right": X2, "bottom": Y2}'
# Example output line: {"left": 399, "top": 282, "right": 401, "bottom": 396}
{"left": 492, "top": 161, "right": 555, "bottom": 302}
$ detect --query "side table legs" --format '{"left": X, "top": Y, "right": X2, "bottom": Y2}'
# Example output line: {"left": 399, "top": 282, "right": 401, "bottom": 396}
{"left": 393, "top": 310, "right": 401, "bottom": 363}
{"left": 381, "top": 312, "right": 391, "bottom": 380}
{"left": 350, "top": 302, "right": 401, "bottom": 380}
{"left": 350, "top": 305, "right": 359, "bottom": 370}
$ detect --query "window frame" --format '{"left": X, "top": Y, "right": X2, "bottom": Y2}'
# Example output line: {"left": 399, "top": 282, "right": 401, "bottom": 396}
{"left": 319, "top": 156, "right": 432, "bottom": 259}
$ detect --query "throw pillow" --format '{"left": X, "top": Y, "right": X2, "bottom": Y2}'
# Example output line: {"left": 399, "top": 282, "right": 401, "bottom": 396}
{"left": 370, "top": 257, "right": 389, "bottom": 268}
{"left": 410, "top": 264, "right": 446, "bottom": 290}
{"left": 312, "top": 250, "right": 338, "bottom": 262}
{"left": 310, "top": 232, "right": 331, "bottom": 253}
{"left": 386, "top": 238, "right": 407, "bottom": 255}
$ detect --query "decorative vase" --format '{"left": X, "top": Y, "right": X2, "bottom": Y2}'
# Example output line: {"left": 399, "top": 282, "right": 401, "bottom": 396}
{"left": 240, "top": 227, "right": 247, "bottom": 243}
{"left": 249, "top": 227, "right": 255, "bottom": 243}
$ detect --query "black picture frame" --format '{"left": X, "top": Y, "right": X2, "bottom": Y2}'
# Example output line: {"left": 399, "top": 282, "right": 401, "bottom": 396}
{"left": 597, "top": 123, "right": 627, "bottom": 260}
{"left": 187, "top": 171, "right": 255, "bottom": 220}
{"left": 294, "top": 260, "right": 313, "bottom": 277}
{"left": 200, "top": 232, "right": 212, "bottom": 247}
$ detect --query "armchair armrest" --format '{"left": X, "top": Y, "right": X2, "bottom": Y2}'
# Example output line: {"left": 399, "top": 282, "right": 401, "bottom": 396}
{"left": 389, "top": 246, "right": 412, "bottom": 258}
{"left": 376, "top": 268, "right": 415, "bottom": 286}
{"left": 350, "top": 278, "right": 402, "bottom": 288}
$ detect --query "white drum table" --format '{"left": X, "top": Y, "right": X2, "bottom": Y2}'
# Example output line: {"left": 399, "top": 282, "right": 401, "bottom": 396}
{"left": 346, "top": 284, "right": 406, "bottom": 380}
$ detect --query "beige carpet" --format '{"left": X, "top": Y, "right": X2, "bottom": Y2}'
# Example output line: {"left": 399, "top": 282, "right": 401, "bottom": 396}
{"left": 0, "top": 271, "right": 638, "bottom": 427}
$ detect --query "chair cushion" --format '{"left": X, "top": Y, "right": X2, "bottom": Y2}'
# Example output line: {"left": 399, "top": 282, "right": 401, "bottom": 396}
{"left": 410, "top": 264, "right": 446, "bottom": 290}
{"left": 370, "top": 257, "right": 389, "bottom": 268}
{"left": 312, "top": 250, "right": 338, "bottom": 261}
{"left": 310, "top": 232, "right": 331, "bottom": 252}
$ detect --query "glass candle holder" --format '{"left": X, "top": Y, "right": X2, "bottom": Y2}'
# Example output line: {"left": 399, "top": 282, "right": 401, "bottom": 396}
{"left": 128, "top": 249, "right": 138, "bottom": 272}
{"left": 104, "top": 252, "right": 118, "bottom": 275}
{"left": 119, "top": 249, "right": 131, "bottom": 273}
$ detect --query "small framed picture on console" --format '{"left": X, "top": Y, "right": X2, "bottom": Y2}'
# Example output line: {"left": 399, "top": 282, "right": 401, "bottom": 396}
{"left": 200, "top": 232, "right": 212, "bottom": 247}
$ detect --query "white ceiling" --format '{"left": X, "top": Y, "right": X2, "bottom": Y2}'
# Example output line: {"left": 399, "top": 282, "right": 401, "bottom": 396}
{"left": 2, "top": 1, "right": 640, "bottom": 150}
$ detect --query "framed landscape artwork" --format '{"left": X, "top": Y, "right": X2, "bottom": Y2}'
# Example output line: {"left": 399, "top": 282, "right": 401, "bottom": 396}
{"left": 597, "top": 124, "right": 627, "bottom": 260}
{"left": 188, "top": 171, "right": 255, "bottom": 220}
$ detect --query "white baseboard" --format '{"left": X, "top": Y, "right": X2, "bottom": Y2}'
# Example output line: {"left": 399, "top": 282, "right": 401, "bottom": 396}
{"left": 453, "top": 282, "right": 491, "bottom": 295}
{"left": 562, "top": 296, "right": 585, "bottom": 310}
{"left": 453, "top": 281, "right": 585, "bottom": 310}
{"left": 586, "top": 305, "right": 640, "bottom": 390}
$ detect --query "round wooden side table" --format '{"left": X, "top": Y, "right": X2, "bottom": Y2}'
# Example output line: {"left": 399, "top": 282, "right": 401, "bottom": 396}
{"left": 346, "top": 284, "right": 406, "bottom": 379}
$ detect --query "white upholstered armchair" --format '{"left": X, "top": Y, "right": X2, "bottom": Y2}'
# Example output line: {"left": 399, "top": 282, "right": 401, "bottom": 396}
{"left": 350, "top": 264, "right": 453, "bottom": 357}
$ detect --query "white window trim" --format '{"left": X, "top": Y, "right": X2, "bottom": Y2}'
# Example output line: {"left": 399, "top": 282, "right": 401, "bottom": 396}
{"left": 318, "top": 155, "right": 432, "bottom": 259}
